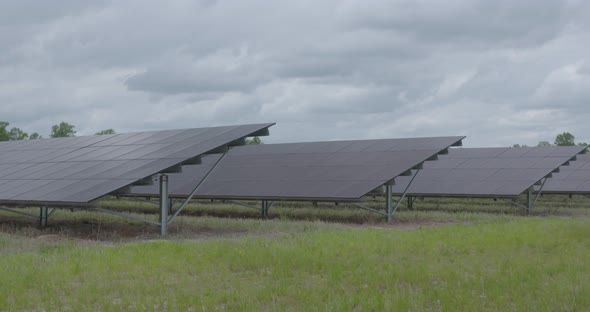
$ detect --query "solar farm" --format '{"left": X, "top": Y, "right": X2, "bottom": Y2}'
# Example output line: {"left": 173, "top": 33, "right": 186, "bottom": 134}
{"left": 1, "top": 123, "right": 590, "bottom": 310}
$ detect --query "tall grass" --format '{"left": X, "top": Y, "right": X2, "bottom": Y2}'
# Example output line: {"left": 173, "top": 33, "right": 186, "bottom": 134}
{"left": 1, "top": 217, "right": 589, "bottom": 311}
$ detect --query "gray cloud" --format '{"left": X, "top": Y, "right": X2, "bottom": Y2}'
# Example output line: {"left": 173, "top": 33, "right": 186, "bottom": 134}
{"left": 1, "top": 0, "right": 590, "bottom": 147}
{"left": 125, "top": 48, "right": 273, "bottom": 94}
{"left": 339, "top": 0, "right": 574, "bottom": 49}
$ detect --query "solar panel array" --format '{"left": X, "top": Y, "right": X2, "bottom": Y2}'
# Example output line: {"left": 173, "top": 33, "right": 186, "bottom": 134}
{"left": 390, "top": 146, "right": 585, "bottom": 197}
{"left": 0, "top": 123, "right": 273, "bottom": 204}
{"left": 541, "top": 153, "right": 590, "bottom": 193}
{"left": 131, "top": 136, "right": 464, "bottom": 200}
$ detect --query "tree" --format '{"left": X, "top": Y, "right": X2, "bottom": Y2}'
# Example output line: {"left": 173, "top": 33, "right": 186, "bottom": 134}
{"left": 95, "top": 129, "right": 116, "bottom": 135}
{"left": 554, "top": 132, "right": 575, "bottom": 146}
{"left": 537, "top": 141, "right": 552, "bottom": 147}
{"left": 50, "top": 122, "right": 76, "bottom": 138}
{"left": 246, "top": 136, "right": 263, "bottom": 145}
{"left": 8, "top": 127, "right": 28, "bottom": 140}
{"left": 0, "top": 121, "right": 9, "bottom": 141}
{"left": 0, "top": 122, "right": 30, "bottom": 141}
{"left": 29, "top": 132, "right": 42, "bottom": 139}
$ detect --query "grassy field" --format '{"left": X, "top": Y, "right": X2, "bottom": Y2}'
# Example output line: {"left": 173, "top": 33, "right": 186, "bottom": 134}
{"left": 1, "top": 196, "right": 589, "bottom": 311}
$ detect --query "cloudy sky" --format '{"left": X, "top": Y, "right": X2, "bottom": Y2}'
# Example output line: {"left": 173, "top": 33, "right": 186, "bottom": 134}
{"left": 1, "top": 0, "right": 589, "bottom": 147}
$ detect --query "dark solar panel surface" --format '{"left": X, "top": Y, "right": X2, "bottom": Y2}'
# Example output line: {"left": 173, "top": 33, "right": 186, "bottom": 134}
{"left": 0, "top": 123, "right": 273, "bottom": 204}
{"left": 131, "top": 136, "right": 464, "bottom": 200}
{"left": 391, "top": 146, "right": 585, "bottom": 197}
{"left": 541, "top": 153, "right": 590, "bottom": 193}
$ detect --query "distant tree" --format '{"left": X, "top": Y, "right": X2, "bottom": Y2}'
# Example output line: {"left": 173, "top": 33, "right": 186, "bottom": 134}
{"left": 95, "top": 129, "right": 116, "bottom": 135}
{"left": 0, "top": 121, "right": 10, "bottom": 141}
{"left": 0, "top": 121, "right": 40, "bottom": 140}
{"left": 50, "top": 122, "right": 76, "bottom": 138}
{"left": 245, "top": 136, "right": 263, "bottom": 145}
{"left": 8, "top": 127, "right": 28, "bottom": 140}
{"left": 513, "top": 144, "right": 529, "bottom": 147}
{"left": 29, "top": 132, "right": 42, "bottom": 139}
{"left": 537, "top": 141, "right": 552, "bottom": 147}
{"left": 554, "top": 132, "right": 575, "bottom": 146}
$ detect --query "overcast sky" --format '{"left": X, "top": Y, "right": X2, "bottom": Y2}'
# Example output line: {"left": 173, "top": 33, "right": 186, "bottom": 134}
{"left": 1, "top": 1, "right": 589, "bottom": 147}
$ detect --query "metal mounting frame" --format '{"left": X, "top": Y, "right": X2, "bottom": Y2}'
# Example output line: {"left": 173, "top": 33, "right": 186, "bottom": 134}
{"left": 0, "top": 206, "right": 38, "bottom": 219}
{"left": 0, "top": 206, "right": 56, "bottom": 227}
{"left": 219, "top": 199, "right": 276, "bottom": 218}
{"left": 350, "top": 202, "right": 387, "bottom": 216}
{"left": 386, "top": 169, "right": 421, "bottom": 223}
{"left": 407, "top": 196, "right": 417, "bottom": 210}
{"left": 163, "top": 152, "right": 228, "bottom": 236}
{"left": 500, "top": 177, "right": 548, "bottom": 212}
{"left": 348, "top": 169, "right": 421, "bottom": 221}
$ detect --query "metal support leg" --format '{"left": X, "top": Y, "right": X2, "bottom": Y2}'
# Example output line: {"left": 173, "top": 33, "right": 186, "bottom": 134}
{"left": 526, "top": 190, "right": 534, "bottom": 212}
{"left": 386, "top": 184, "right": 393, "bottom": 223}
{"left": 261, "top": 200, "right": 269, "bottom": 218}
{"left": 407, "top": 196, "right": 413, "bottom": 210}
{"left": 160, "top": 174, "right": 169, "bottom": 237}
{"left": 388, "top": 169, "right": 420, "bottom": 222}
{"left": 39, "top": 206, "right": 48, "bottom": 227}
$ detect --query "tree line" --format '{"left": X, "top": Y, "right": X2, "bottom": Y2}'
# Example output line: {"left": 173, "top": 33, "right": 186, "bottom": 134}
{"left": 0, "top": 121, "right": 115, "bottom": 141}
{"left": 513, "top": 132, "right": 588, "bottom": 148}
{"left": 0, "top": 121, "right": 582, "bottom": 148}
{"left": 0, "top": 120, "right": 581, "bottom": 147}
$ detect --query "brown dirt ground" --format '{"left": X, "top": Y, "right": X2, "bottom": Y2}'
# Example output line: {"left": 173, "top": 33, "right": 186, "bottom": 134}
{"left": 0, "top": 215, "right": 254, "bottom": 242}
{"left": 100, "top": 205, "right": 395, "bottom": 224}
{"left": 0, "top": 211, "right": 457, "bottom": 243}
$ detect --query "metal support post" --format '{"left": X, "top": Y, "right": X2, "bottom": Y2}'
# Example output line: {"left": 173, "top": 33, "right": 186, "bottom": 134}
{"left": 526, "top": 190, "right": 534, "bottom": 212}
{"left": 261, "top": 200, "right": 268, "bottom": 218}
{"left": 407, "top": 196, "right": 413, "bottom": 210}
{"left": 386, "top": 184, "right": 393, "bottom": 223}
{"left": 160, "top": 174, "right": 169, "bottom": 237}
{"left": 39, "top": 206, "right": 48, "bottom": 227}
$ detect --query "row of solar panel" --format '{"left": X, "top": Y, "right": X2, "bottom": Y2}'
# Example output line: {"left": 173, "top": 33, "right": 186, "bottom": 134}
{"left": 131, "top": 136, "right": 465, "bottom": 200}
{"left": 389, "top": 146, "right": 586, "bottom": 196}
{"left": 1, "top": 121, "right": 587, "bottom": 206}
{"left": 130, "top": 144, "right": 586, "bottom": 200}
{"left": 537, "top": 153, "right": 590, "bottom": 193}
{"left": 0, "top": 123, "right": 466, "bottom": 204}
{"left": 0, "top": 123, "right": 274, "bottom": 204}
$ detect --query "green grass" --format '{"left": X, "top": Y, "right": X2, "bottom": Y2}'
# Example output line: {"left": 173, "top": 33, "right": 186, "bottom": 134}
{"left": 1, "top": 216, "right": 590, "bottom": 311}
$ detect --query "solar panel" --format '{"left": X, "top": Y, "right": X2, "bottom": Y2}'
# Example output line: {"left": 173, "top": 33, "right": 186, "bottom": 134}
{"left": 0, "top": 123, "right": 274, "bottom": 205}
{"left": 391, "top": 146, "right": 585, "bottom": 197}
{"left": 130, "top": 136, "right": 465, "bottom": 200}
{"left": 541, "top": 152, "right": 590, "bottom": 193}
